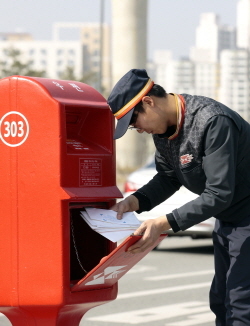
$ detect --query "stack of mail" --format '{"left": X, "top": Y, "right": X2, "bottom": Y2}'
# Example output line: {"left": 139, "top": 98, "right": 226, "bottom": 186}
{"left": 80, "top": 207, "right": 141, "bottom": 242}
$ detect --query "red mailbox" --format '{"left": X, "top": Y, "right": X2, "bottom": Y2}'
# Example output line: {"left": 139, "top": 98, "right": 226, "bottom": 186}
{"left": 0, "top": 76, "right": 123, "bottom": 326}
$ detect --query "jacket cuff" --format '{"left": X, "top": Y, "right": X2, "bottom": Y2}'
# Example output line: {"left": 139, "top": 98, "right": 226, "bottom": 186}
{"left": 167, "top": 213, "right": 180, "bottom": 232}
{"left": 132, "top": 191, "right": 152, "bottom": 213}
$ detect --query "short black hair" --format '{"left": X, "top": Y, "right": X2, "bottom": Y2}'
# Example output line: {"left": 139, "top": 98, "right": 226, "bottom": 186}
{"left": 147, "top": 84, "right": 167, "bottom": 98}
{"left": 129, "top": 84, "right": 167, "bottom": 125}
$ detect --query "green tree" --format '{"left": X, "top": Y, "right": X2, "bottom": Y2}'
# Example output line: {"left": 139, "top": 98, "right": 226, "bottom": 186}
{"left": 60, "top": 66, "right": 98, "bottom": 86}
{"left": 60, "top": 66, "right": 108, "bottom": 95}
{"left": 0, "top": 48, "right": 46, "bottom": 78}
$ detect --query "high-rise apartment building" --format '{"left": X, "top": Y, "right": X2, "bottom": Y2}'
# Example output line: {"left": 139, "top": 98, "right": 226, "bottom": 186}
{"left": 220, "top": 0, "right": 250, "bottom": 121}
{"left": 166, "top": 58, "right": 195, "bottom": 95}
{"left": 152, "top": 50, "right": 172, "bottom": 88}
{"left": 152, "top": 51, "right": 195, "bottom": 95}
{"left": 153, "top": 3, "right": 250, "bottom": 122}
{"left": 190, "top": 13, "right": 236, "bottom": 63}
{"left": 237, "top": 0, "right": 250, "bottom": 49}
{"left": 0, "top": 32, "right": 84, "bottom": 80}
{"left": 0, "top": 23, "right": 111, "bottom": 93}
{"left": 194, "top": 62, "right": 220, "bottom": 99}
{"left": 53, "top": 22, "right": 111, "bottom": 93}
{"left": 191, "top": 13, "right": 220, "bottom": 63}
{"left": 0, "top": 32, "right": 33, "bottom": 41}
{"left": 219, "top": 49, "right": 250, "bottom": 121}
{"left": 190, "top": 12, "right": 236, "bottom": 100}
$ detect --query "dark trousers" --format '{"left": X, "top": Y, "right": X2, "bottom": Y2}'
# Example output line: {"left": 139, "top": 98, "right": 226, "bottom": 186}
{"left": 210, "top": 215, "right": 250, "bottom": 326}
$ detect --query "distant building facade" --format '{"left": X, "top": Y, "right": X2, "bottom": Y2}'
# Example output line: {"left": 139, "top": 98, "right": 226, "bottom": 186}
{"left": 152, "top": 7, "right": 250, "bottom": 122}
{"left": 0, "top": 23, "right": 111, "bottom": 94}
{"left": 219, "top": 49, "right": 250, "bottom": 121}
{"left": 190, "top": 13, "right": 236, "bottom": 63}
{"left": 53, "top": 22, "right": 111, "bottom": 93}
{"left": 0, "top": 31, "right": 84, "bottom": 79}
{"left": 237, "top": 0, "right": 250, "bottom": 49}
{"left": 190, "top": 12, "right": 236, "bottom": 100}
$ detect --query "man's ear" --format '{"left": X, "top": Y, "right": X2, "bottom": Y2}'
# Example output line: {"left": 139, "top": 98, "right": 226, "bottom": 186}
{"left": 141, "top": 95, "right": 153, "bottom": 106}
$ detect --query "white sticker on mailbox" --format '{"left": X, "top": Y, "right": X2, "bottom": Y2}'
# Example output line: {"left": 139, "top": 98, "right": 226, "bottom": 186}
{"left": 0, "top": 111, "right": 29, "bottom": 147}
{"left": 79, "top": 158, "right": 102, "bottom": 186}
{"left": 85, "top": 266, "right": 127, "bottom": 285}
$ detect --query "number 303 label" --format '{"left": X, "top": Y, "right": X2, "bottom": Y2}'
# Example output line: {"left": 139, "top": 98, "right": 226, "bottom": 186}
{"left": 0, "top": 111, "right": 29, "bottom": 147}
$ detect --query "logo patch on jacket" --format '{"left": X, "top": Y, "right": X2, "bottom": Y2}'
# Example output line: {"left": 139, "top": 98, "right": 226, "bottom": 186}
{"left": 180, "top": 154, "right": 193, "bottom": 165}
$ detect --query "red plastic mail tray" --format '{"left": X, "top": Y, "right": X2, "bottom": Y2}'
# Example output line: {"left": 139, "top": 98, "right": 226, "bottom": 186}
{"left": 71, "top": 233, "right": 167, "bottom": 292}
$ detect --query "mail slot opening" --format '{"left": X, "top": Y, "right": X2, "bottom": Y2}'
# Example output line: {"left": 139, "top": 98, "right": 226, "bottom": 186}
{"left": 65, "top": 107, "right": 112, "bottom": 154}
{"left": 70, "top": 205, "right": 111, "bottom": 283}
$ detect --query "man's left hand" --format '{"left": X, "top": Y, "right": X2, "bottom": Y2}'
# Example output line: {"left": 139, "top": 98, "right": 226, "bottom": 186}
{"left": 127, "top": 216, "right": 171, "bottom": 254}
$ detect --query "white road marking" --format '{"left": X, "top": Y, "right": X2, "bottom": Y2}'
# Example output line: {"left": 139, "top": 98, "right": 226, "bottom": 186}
{"left": 127, "top": 265, "right": 157, "bottom": 274}
{"left": 145, "top": 269, "right": 214, "bottom": 281}
{"left": 167, "top": 311, "right": 214, "bottom": 326}
{"left": 117, "top": 282, "right": 211, "bottom": 300}
{"left": 87, "top": 301, "right": 213, "bottom": 325}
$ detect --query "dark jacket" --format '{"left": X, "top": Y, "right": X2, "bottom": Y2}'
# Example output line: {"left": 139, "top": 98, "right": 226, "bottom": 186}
{"left": 134, "top": 94, "right": 250, "bottom": 231}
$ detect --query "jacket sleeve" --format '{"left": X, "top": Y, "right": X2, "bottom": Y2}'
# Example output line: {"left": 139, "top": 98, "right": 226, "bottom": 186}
{"left": 133, "top": 150, "right": 182, "bottom": 212}
{"left": 172, "top": 115, "right": 240, "bottom": 231}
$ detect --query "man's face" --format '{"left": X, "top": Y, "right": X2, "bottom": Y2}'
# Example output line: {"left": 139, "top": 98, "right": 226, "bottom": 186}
{"left": 129, "top": 99, "right": 168, "bottom": 135}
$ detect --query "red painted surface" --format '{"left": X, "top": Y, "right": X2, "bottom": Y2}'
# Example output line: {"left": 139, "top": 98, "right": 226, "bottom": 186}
{"left": 71, "top": 234, "right": 167, "bottom": 292}
{"left": 0, "top": 76, "right": 123, "bottom": 325}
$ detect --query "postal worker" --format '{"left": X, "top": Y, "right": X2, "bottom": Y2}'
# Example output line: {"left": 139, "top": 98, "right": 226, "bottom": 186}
{"left": 108, "top": 68, "right": 250, "bottom": 326}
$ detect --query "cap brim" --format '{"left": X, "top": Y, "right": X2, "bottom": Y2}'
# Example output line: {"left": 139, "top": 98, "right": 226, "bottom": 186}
{"left": 113, "top": 108, "right": 134, "bottom": 139}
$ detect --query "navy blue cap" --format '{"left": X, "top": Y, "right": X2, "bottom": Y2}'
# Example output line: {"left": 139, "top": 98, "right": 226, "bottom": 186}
{"left": 107, "top": 69, "right": 154, "bottom": 139}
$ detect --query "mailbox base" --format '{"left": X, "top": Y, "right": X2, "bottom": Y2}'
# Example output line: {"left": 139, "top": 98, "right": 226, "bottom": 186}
{"left": 0, "top": 302, "right": 109, "bottom": 326}
{"left": 1, "top": 307, "right": 60, "bottom": 326}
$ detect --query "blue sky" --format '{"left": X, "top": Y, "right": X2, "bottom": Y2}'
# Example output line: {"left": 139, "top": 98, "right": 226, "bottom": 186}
{"left": 0, "top": 0, "right": 238, "bottom": 59}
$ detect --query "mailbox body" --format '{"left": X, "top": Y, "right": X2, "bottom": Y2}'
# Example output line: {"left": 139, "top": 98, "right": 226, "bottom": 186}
{"left": 0, "top": 76, "right": 122, "bottom": 312}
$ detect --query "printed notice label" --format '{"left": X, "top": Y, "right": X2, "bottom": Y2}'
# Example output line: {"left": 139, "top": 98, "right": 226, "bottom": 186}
{"left": 79, "top": 158, "right": 102, "bottom": 186}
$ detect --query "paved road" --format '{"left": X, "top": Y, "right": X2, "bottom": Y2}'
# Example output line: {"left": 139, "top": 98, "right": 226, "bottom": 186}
{"left": 82, "top": 237, "right": 215, "bottom": 326}
{"left": 0, "top": 237, "right": 215, "bottom": 326}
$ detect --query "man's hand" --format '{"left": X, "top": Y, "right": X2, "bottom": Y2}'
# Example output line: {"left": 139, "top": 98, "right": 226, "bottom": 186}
{"left": 127, "top": 216, "right": 171, "bottom": 254}
{"left": 110, "top": 195, "right": 139, "bottom": 220}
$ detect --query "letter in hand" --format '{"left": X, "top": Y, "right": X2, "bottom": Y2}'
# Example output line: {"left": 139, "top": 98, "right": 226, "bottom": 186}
{"left": 127, "top": 216, "right": 171, "bottom": 254}
{"left": 110, "top": 195, "right": 139, "bottom": 220}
